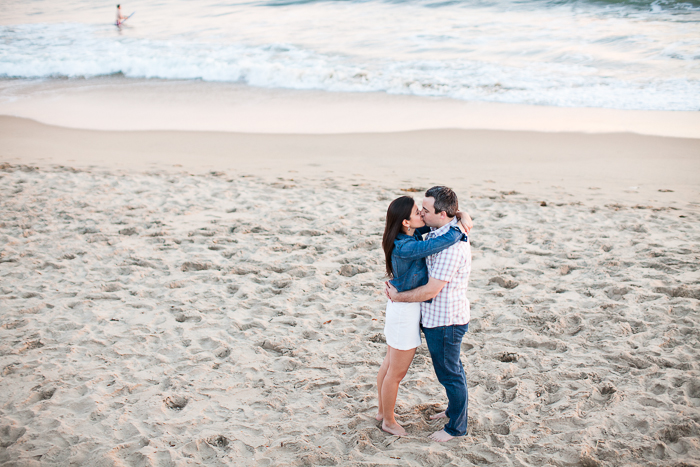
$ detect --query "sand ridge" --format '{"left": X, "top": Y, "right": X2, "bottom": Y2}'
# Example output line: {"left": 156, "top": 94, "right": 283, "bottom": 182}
{"left": 0, "top": 164, "right": 699, "bottom": 466}
{"left": 2, "top": 116, "right": 700, "bottom": 212}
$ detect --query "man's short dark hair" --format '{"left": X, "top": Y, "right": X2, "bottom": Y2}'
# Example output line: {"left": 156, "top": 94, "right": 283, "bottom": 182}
{"left": 425, "top": 186, "right": 458, "bottom": 217}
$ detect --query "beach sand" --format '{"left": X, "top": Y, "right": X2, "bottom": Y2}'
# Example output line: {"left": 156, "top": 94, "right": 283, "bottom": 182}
{"left": 1, "top": 115, "right": 699, "bottom": 466}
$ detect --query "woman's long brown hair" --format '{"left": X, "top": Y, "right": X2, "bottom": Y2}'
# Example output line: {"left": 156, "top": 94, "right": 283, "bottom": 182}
{"left": 382, "top": 196, "right": 415, "bottom": 278}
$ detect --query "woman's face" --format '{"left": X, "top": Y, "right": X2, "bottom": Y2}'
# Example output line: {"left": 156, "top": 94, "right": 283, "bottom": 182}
{"left": 404, "top": 203, "right": 425, "bottom": 232}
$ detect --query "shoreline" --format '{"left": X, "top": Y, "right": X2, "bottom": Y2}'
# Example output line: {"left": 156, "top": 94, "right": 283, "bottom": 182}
{"left": 1, "top": 78, "right": 699, "bottom": 138}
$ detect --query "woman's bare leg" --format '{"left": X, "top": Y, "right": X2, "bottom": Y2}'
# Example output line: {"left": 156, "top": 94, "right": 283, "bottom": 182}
{"left": 381, "top": 346, "right": 416, "bottom": 436}
{"left": 376, "top": 348, "right": 390, "bottom": 420}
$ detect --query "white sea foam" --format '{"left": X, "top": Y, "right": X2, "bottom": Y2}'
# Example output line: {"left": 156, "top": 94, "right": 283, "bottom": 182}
{"left": 1, "top": 0, "right": 699, "bottom": 111}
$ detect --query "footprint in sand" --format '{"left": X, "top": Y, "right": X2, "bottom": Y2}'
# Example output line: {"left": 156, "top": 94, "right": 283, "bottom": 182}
{"left": 206, "top": 435, "right": 229, "bottom": 448}
{"left": 0, "top": 424, "right": 26, "bottom": 448}
{"left": 164, "top": 395, "right": 188, "bottom": 411}
{"left": 489, "top": 276, "right": 519, "bottom": 289}
{"left": 174, "top": 313, "right": 202, "bottom": 323}
{"left": 498, "top": 352, "right": 519, "bottom": 363}
{"left": 181, "top": 261, "right": 215, "bottom": 272}
{"left": 24, "top": 387, "right": 56, "bottom": 405}
{"left": 339, "top": 264, "right": 370, "bottom": 277}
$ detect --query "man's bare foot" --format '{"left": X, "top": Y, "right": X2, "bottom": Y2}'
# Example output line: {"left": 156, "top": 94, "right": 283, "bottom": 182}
{"left": 375, "top": 412, "right": 383, "bottom": 421}
{"left": 429, "top": 429, "right": 455, "bottom": 442}
{"left": 382, "top": 421, "right": 407, "bottom": 437}
{"left": 429, "top": 411, "right": 447, "bottom": 420}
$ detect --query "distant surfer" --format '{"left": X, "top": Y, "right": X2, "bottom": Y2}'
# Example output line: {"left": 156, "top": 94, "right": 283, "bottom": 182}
{"left": 116, "top": 5, "right": 126, "bottom": 25}
{"left": 116, "top": 4, "right": 133, "bottom": 27}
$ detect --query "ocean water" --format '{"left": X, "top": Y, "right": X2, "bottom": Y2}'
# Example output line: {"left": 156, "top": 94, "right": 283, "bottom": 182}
{"left": 0, "top": 0, "right": 699, "bottom": 111}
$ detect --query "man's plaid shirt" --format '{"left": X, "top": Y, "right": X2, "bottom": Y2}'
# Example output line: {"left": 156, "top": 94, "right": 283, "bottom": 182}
{"left": 420, "top": 218, "right": 471, "bottom": 328}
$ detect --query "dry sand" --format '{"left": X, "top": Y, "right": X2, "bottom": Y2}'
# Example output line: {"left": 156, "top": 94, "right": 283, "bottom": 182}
{"left": 1, "top": 117, "right": 699, "bottom": 466}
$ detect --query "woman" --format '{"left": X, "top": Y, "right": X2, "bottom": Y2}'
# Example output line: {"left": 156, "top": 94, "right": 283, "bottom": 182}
{"left": 376, "top": 196, "right": 470, "bottom": 436}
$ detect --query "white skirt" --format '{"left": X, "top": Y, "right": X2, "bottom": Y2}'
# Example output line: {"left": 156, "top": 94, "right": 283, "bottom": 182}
{"left": 383, "top": 300, "right": 422, "bottom": 350}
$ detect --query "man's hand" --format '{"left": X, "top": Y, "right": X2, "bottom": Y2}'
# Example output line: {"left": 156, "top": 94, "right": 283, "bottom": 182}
{"left": 385, "top": 281, "right": 398, "bottom": 301}
{"left": 455, "top": 210, "right": 473, "bottom": 234}
{"left": 385, "top": 277, "right": 446, "bottom": 303}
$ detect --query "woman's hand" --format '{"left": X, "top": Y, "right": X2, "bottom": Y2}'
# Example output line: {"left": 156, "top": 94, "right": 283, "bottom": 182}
{"left": 455, "top": 210, "right": 473, "bottom": 234}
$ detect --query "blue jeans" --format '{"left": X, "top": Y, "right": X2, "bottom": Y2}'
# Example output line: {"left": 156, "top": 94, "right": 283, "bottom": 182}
{"left": 422, "top": 323, "right": 469, "bottom": 437}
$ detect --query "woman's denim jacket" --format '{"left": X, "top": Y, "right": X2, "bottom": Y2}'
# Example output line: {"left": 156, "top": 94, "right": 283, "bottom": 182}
{"left": 388, "top": 225, "right": 467, "bottom": 295}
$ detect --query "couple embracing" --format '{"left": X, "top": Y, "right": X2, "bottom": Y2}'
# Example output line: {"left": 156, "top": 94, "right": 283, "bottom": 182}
{"left": 377, "top": 186, "right": 472, "bottom": 442}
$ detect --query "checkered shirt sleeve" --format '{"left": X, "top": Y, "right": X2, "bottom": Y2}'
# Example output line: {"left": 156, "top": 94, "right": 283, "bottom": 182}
{"left": 426, "top": 244, "right": 462, "bottom": 283}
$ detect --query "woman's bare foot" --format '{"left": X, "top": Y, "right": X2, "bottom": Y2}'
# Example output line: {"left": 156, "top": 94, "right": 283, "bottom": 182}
{"left": 382, "top": 420, "right": 407, "bottom": 436}
{"left": 429, "top": 411, "right": 447, "bottom": 420}
{"left": 375, "top": 412, "right": 384, "bottom": 421}
{"left": 428, "top": 429, "right": 454, "bottom": 442}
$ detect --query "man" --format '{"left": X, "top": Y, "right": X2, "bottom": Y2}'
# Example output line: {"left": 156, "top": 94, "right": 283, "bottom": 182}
{"left": 386, "top": 186, "right": 471, "bottom": 442}
{"left": 116, "top": 5, "right": 128, "bottom": 26}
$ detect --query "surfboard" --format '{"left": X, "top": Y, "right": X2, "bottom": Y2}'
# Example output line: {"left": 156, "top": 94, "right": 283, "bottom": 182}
{"left": 116, "top": 12, "right": 135, "bottom": 27}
